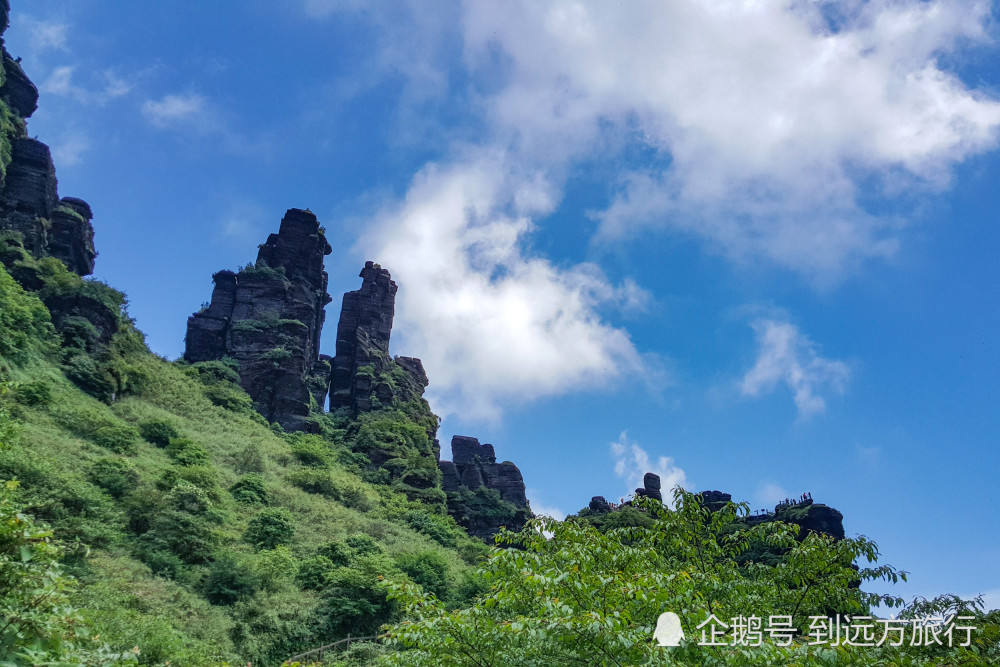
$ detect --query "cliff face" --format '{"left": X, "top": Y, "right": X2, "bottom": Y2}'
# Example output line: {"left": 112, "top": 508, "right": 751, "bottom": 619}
{"left": 0, "top": 16, "right": 96, "bottom": 277}
{"left": 184, "top": 209, "right": 333, "bottom": 431}
{"left": 439, "top": 435, "right": 531, "bottom": 541}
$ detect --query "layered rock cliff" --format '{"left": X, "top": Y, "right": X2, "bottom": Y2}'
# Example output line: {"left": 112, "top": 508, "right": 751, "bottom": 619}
{"left": 184, "top": 209, "right": 333, "bottom": 431}
{"left": 439, "top": 435, "right": 531, "bottom": 540}
{"left": 0, "top": 8, "right": 96, "bottom": 277}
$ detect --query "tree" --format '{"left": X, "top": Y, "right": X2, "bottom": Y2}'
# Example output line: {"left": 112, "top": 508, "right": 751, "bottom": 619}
{"left": 379, "top": 489, "right": 998, "bottom": 666}
{"left": 0, "top": 480, "right": 138, "bottom": 665}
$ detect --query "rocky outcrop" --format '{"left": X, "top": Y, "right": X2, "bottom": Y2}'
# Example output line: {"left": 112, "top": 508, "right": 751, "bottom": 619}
{"left": 774, "top": 500, "right": 845, "bottom": 540}
{"left": 439, "top": 435, "right": 532, "bottom": 541}
{"left": 49, "top": 197, "right": 96, "bottom": 275}
{"left": 588, "top": 496, "right": 612, "bottom": 512}
{"left": 184, "top": 208, "right": 333, "bottom": 431}
{"left": 0, "top": 19, "right": 95, "bottom": 277}
{"left": 635, "top": 472, "right": 662, "bottom": 503}
{"left": 699, "top": 490, "right": 731, "bottom": 512}
{"left": 577, "top": 482, "right": 846, "bottom": 544}
{"left": 1, "top": 48, "right": 38, "bottom": 118}
{"left": 329, "top": 261, "right": 430, "bottom": 414}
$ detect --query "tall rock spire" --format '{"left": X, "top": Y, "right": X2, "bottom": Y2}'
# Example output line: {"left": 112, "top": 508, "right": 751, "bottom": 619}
{"left": 184, "top": 208, "right": 333, "bottom": 431}
{"left": 329, "top": 261, "right": 400, "bottom": 413}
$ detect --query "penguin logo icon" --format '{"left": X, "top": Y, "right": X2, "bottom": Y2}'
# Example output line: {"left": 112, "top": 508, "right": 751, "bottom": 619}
{"left": 653, "top": 611, "right": 684, "bottom": 646}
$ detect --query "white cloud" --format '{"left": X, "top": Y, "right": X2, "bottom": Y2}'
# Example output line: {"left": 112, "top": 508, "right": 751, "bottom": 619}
{"left": 49, "top": 132, "right": 90, "bottom": 167}
{"left": 41, "top": 66, "right": 131, "bottom": 105}
{"left": 19, "top": 17, "right": 69, "bottom": 52}
{"left": 754, "top": 482, "right": 789, "bottom": 508}
{"left": 330, "top": 0, "right": 1000, "bottom": 418}
{"left": 741, "top": 318, "right": 850, "bottom": 418}
{"left": 142, "top": 93, "right": 208, "bottom": 128}
{"left": 362, "top": 151, "right": 647, "bottom": 420}
{"left": 610, "top": 431, "right": 687, "bottom": 505}
{"left": 457, "top": 0, "right": 1000, "bottom": 281}
{"left": 526, "top": 489, "right": 566, "bottom": 521}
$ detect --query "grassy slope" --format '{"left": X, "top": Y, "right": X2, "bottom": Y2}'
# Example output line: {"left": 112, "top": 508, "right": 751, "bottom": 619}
{"left": 0, "top": 261, "right": 487, "bottom": 666}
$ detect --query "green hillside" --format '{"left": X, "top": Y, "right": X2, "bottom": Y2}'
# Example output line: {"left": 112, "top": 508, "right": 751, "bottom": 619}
{"left": 0, "top": 248, "right": 487, "bottom": 666}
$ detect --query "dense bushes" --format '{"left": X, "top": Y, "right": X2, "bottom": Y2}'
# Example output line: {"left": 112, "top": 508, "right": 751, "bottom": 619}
{"left": 244, "top": 508, "right": 295, "bottom": 549}
{"left": 405, "top": 509, "right": 461, "bottom": 547}
{"left": 165, "top": 437, "right": 210, "bottom": 466}
{"left": 139, "top": 482, "right": 219, "bottom": 568}
{"left": 13, "top": 379, "right": 52, "bottom": 406}
{"left": 202, "top": 381, "right": 256, "bottom": 414}
{"left": 53, "top": 402, "right": 139, "bottom": 454}
{"left": 203, "top": 556, "right": 259, "bottom": 605}
{"left": 395, "top": 550, "right": 450, "bottom": 600}
{"left": 286, "top": 469, "right": 372, "bottom": 510}
{"left": 139, "top": 418, "right": 179, "bottom": 446}
{"left": 89, "top": 457, "right": 140, "bottom": 498}
{"left": 229, "top": 473, "right": 270, "bottom": 505}
{"left": 0, "top": 260, "right": 57, "bottom": 361}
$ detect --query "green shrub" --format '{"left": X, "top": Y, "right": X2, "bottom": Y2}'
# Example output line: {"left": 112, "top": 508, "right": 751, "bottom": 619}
{"left": 289, "top": 434, "right": 331, "bottom": 467}
{"left": 286, "top": 468, "right": 336, "bottom": 496}
{"left": 139, "top": 418, "right": 179, "bottom": 447}
{"left": 203, "top": 382, "right": 255, "bottom": 413}
{"left": 89, "top": 457, "right": 139, "bottom": 499}
{"left": 295, "top": 555, "right": 338, "bottom": 590}
{"left": 77, "top": 279, "right": 127, "bottom": 315}
{"left": 164, "top": 481, "right": 213, "bottom": 516}
{"left": 405, "top": 509, "right": 459, "bottom": 547}
{"left": 13, "top": 380, "right": 52, "bottom": 406}
{"left": 159, "top": 465, "right": 221, "bottom": 501}
{"left": 399, "top": 464, "right": 440, "bottom": 490}
{"left": 317, "top": 540, "right": 351, "bottom": 567}
{"left": 142, "top": 548, "right": 185, "bottom": 578}
{"left": 63, "top": 352, "right": 115, "bottom": 400}
{"left": 261, "top": 346, "right": 292, "bottom": 364}
{"left": 395, "top": 550, "right": 450, "bottom": 600}
{"left": 230, "top": 473, "right": 270, "bottom": 505}
{"left": 244, "top": 508, "right": 294, "bottom": 550}
{"left": 203, "top": 556, "right": 259, "bottom": 606}
{"left": 0, "top": 264, "right": 56, "bottom": 361}
{"left": 251, "top": 545, "right": 299, "bottom": 592}
{"left": 188, "top": 359, "right": 241, "bottom": 385}
{"left": 93, "top": 423, "right": 140, "bottom": 455}
{"left": 122, "top": 487, "right": 163, "bottom": 535}
{"left": 58, "top": 315, "right": 100, "bottom": 352}
{"left": 233, "top": 441, "right": 266, "bottom": 473}
{"left": 311, "top": 566, "right": 395, "bottom": 640}
{"left": 165, "top": 437, "right": 210, "bottom": 466}
{"left": 345, "top": 534, "right": 383, "bottom": 556}
{"left": 142, "top": 488, "right": 217, "bottom": 566}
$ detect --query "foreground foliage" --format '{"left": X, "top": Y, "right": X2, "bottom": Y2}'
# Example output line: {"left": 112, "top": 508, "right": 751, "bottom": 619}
{"left": 381, "top": 490, "right": 1000, "bottom": 666}
{"left": 0, "top": 479, "right": 139, "bottom": 666}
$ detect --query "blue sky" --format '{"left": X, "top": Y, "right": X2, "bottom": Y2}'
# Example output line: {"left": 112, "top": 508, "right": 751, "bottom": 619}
{"left": 7, "top": 1, "right": 999, "bottom": 610}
